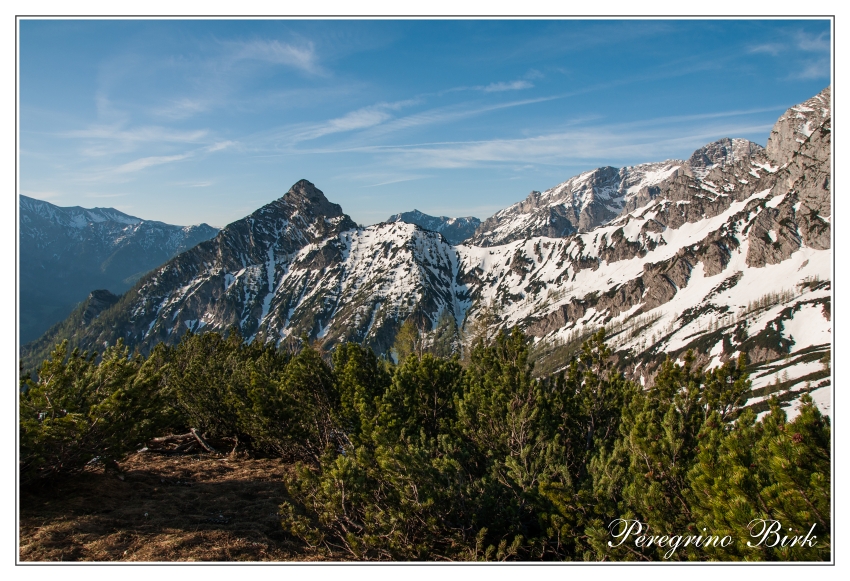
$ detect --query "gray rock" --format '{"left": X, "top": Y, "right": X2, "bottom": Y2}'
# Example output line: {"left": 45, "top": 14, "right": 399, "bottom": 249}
{"left": 766, "top": 86, "right": 831, "bottom": 167}
{"left": 687, "top": 138, "right": 764, "bottom": 179}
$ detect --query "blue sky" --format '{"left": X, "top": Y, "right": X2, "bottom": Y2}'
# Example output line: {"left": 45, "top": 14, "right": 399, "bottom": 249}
{"left": 19, "top": 19, "right": 831, "bottom": 227}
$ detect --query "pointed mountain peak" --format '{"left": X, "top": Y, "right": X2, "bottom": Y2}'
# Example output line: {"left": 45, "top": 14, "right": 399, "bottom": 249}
{"left": 280, "top": 179, "right": 346, "bottom": 219}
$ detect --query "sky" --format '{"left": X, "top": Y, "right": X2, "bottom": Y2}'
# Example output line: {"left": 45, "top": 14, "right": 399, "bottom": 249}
{"left": 18, "top": 18, "right": 832, "bottom": 228}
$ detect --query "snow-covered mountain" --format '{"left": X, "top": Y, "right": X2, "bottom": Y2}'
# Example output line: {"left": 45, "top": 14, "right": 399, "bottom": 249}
{"left": 22, "top": 182, "right": 464, "bottom": 358}
{"left": 19, "top": 196, "right": 218, "bottom": 343}
{"left": 471, "top": 138, "right": 764, "bottom": 246}
{"left": 23, "top": 87, "right": 831, "bottom": 420}
{"left": 386, "top": 210, "right": 481, "bottom": 245}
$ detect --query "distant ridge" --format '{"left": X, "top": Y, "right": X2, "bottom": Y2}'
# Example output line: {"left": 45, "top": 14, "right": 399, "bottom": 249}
{"left": 19, "top": 195, "right": 218, "bottom": 343}
{"left": 386, "top": 209, "right": 481, "bottom": 245}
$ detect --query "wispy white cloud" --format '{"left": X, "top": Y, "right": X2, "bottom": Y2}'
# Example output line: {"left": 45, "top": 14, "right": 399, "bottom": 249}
{"left": 360, "top": 175, "right": 429, "bottom": 188}
{"left": 255, "top": 63, "right": 731, "bottom": 154}
{"left": 796, "top": 31, "right": 830, "bottom": 52}
{"left": 483, "top": 80, "right": 533, "bottom": 92}
{"left": 245, "top": 94, "right": 580, "bottom": 157}
{"left": 228, "top": 39, "right": 323, "bottom": 75}
{"left": 748, "top": 43, "right": 783, "bottom": 56}
{"left": 106, "top": 140, "right": 235, "bottom": 176}
{"left": 153, "top": 98, "right": 211, "bottom": 120}
{"left": 93, "top": 92, "right": 125, "bottom": 124}
{"left": 252, "top": 100, "right": 420, "bottom": 145}
{"left": 205, "top": 140, "right": 237, "bottom": 153}
{"left": 744, "top": 29, "right": 830, "bottom": 83}
{"left": 351, "top": 95, "right": 562, "bottom": 142}
{"left": 64, "top": 125, "right": 208, "bottom": 143}
{"left": 329, "top": 113, "right": 776, "bottom": 170}
{"left": 62, "top": 124, "right": 210, "bottom": 158}
{"left": 613, "top": 105, "right": 787, "bottom": 129}
{"left": 305, "top": 108, "right": 393, "bottom": 139}
{"left": 747, "top": 30, "right": 830, "bottom": 57}
{"left": 114, "top": 153, "right": 194, "bottom": 174}
{"left": 790, "top": 59, "right": 830, "bottom": 80}
{"left": 437, "top": 77, "right": 536, "bottom": 95}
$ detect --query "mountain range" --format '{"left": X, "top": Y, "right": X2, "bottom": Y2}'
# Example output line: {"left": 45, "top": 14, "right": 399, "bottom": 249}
{"left": 470, "top": 137, "right": 765, "bottom": 246}
{"left": 19, "top": 196, "right": 218, "bottom": 343}
{"left": 386, "top": 210, "right": 481, "bottom": 245}
{"left": 20, "top": 87, "right": 832, "bottom": 420}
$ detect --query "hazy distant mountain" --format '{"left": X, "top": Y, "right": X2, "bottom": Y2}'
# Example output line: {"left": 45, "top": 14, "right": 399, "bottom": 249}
{"left": 386, "top": 210, "right": 480, "bottom": 245}
{"left": 23, "top": 88, "right": 831, "bottom": 420}
{"left": 19, "top": 196, "right": 218, "bottom": 343}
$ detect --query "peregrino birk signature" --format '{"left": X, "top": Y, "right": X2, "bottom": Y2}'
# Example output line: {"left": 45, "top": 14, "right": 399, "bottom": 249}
{"left": 607, "top": 518, "right": 818, "bottom": 559}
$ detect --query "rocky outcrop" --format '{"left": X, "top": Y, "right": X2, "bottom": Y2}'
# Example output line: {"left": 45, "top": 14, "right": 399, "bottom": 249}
{"left": 472, "top": 162, "right": 682, "bottom": 246}
{"left": 745, "top": 197, "right": 803, "bottom": 268}
{"left": 80, "top": 290, "right": 120, "bottom": 326}
{"left": 766, "top": 87, "right": 831, "bottom": 167}
{"left": 687, "top": 138, "right": 764, "bottom": 179}
{"left": 766, "top": 89, "right": 831, "bottom": 251}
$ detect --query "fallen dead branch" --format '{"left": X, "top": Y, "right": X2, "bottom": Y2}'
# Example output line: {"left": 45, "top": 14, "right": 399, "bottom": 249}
{"left": 145, "top": 431, "right": 230, "bottom": 455}
{"left": 190, "top": 428, "right": 218, "bottom": 453}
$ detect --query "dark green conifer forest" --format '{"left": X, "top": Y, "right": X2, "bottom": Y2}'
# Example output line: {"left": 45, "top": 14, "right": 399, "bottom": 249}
{"left": 19, "top": 328, "right": 831, "bottom": 561}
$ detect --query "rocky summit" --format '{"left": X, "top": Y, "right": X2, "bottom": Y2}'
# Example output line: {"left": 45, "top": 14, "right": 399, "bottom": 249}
{"left": 23, "top": 87, "right": 832, "bottom": 420}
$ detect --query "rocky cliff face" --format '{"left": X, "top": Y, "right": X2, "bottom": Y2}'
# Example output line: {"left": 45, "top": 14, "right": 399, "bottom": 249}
{"left": 687, "top": 138, "right": 765, "bottom": 179}
{"left": 24, "top": 88, "right": 831, "bottom": 420}
{"left": 766, "top": 87, "right": 831, "bottom": 166}
{"left": 19, "top": 196, "right": 218, "bottom": 343}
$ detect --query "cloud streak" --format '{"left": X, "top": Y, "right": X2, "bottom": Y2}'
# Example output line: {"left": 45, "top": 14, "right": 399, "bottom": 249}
{"left": 483, "top": 80, "right": 533, "bottom": 92}
{"left": 353, "top": 122, "right": 775, "bottom": 170}
{"left": 257, "top": 100, "right": 421, "bottom": 145}
{"left": 114, "top": 153, "right": 194, "bottom": 174}
{"left": 108, "top": 140, "right": 236, "bottom": 176}
{"left": 336, "top": 95, "right": 564, "bottom": 143}
{"left": 303, "top": 104, "right": 779, "bottom": 171}
{"left": 227, "top": 39, "right": 323, "bottom": 75}
{"left": 789, "top": 59, "right": 830, "bottom": 80}
{"left": 747, "top": 30, "right": 830, "bottom": 57}
{"left": 62, "top": 124, "right": 209, "bottom": 144}
{"left": 152, "top": 98, "right": 211, "bottom": 120}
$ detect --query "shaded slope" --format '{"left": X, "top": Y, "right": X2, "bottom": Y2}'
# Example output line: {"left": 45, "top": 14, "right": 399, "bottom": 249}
{"left": 20, "top": 195, "right": 218, "bottom": 343}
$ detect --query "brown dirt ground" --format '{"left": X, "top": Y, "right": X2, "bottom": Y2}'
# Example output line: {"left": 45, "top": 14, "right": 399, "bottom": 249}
{"left": 19, "top": 450, "right": 332, "bottom": 562}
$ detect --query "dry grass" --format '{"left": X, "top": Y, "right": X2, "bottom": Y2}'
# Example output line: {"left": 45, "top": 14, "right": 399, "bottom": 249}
{"left": 19, "top": 450, "right": 332, "bottom": 562}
